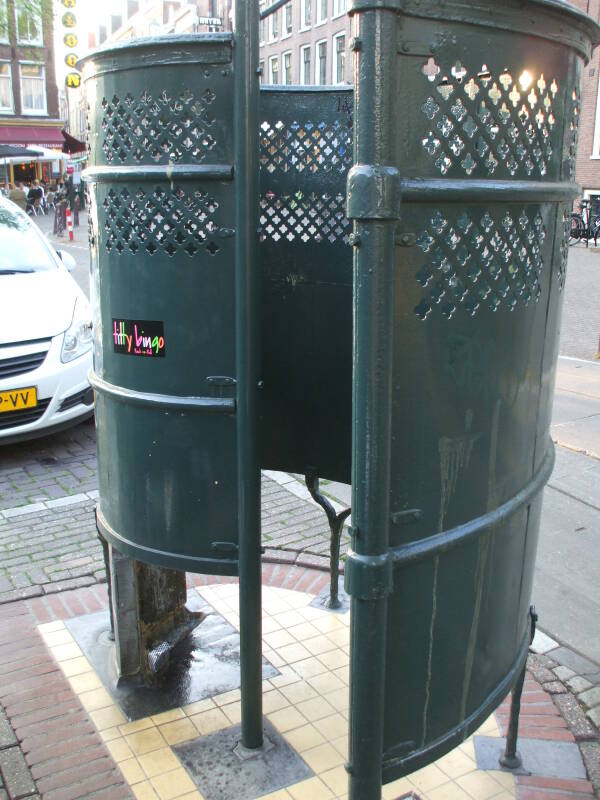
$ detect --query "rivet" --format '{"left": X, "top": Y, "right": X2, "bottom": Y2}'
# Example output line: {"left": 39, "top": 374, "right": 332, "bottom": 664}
{"left": 348, "top": 233, "right": 361, "bottom": 247}
{"left": 350, "top": 37, "right": 362, "bottom": 51}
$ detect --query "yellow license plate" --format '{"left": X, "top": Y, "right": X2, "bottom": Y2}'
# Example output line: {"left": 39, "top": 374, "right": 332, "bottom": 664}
{"left": 0, "top": 386, "right": 38, "bottom": 414}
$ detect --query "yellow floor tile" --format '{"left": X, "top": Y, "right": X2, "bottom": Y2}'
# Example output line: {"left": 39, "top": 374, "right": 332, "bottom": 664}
{"left": 427, "top": 781, "right": 473, "bottom": 800}
{"left": 436, "top": 748, "right": 477, "bottom": 780}
{"left": 409, "top": 763, "right": 449, "bottom": 793}
{"left": 315, "top": 713, "right": 346, "bottom": 742}
{"left": 68, "top": 671, "right": 103, "bottom": 694}
{"left": 307, "top": 672, "right": 346, "bottom": 695}
{"left": 382, "top": 777, "right": 412, "bottom": 799}
{"left": 150, "top": 767, "right": 196, "bottom": 800}
{"left": 487, "top": 770, "right": 516, "bottom": 792}
{"left": 125, "top": 727, "right": 167, "bottom": 756}
{"left": 331, "top": 734, "right": 348, "bottom": 758}
{"left": 316, "top": 650, "right": 348, "bottom": 672}
{"left": 268, "top": 706, "right": 308, "bottom": 733}
{"left": 264, "top": 629, "right": 297, "bottom": 649}
{"left": 456, "top": 770, "right": 507, "bottom": 799}
{"left": 90, "top": 705, "right": 127, "bottom": 730}
{"left": 120, "top": 718, "right": 156, "bottom": 736}
{"left": 490, "top": 793, "right": 515, "bottom": 800}
{"left": 138, "top": 746, "right": 182, "bottom": 778}
{"left": 279, "top": 682, "right": 319, "bottom": 705}
{"left": 182, "top": 698, "right": 215, "bottom": 716}
{"left": 160, "top": 717, "right": 199, "bottom": 745}
{"left": 326, "top": 629, "right": 350, "bottom": 647}
{"left": 190, "top": 707, "right": 230, "bottom": 735}
{"left": 319, "top": 765, "right": 348, "bottom": 796}
{"left": 263, "top": 689, "right": 290, "bottom": 713}
{"left": 50, "top": 642, "right": 83, "bottom": 661}
{"left": 222, "top": 702, "right": 242, "bottom": 725}
{"left": 311, "top": 616, "right": 346, "bottom": 634}
{"left": 119, "top": 756, "right": 147, "bottom": 785}
{"left": 277, "top": 642, "right": 312, "bottom": 664}
{"left": 175, "top": 793, "right": 204, "bottom": 800}
{"left": 301, "top": 742, "right": 345, "bottom": 773}
{"left": 477, "top": 715, "right": 500, "bottom": 737}
{"left": 38, "top": 620, "right": 65, "bottom": 633}
{"left": 59, "top": 656, "right": 92, "bottom": 677}
{"left": 286, "top": 622, "right": 321, "bottom": 641}
{"left": 302, "top": 636, "right": 337, "bottom": 657}
{"left": 332, "top": 666, "right": 349, "bottom": 686}
{"left": 131, "top": 780, "right": 159, "bottom": 799}
{"left": 269, "top": 667, "right": 303, "bottom": 688}
{"left": 459, "top": 740, "right": 476, "bottom": 759}
{"left": 41, "top": 629, "right": 73, "bottom": 647}
{"left": 79, "top": 687, "right": 114, "bottom": 713}
{"left": 287, "top": 776, "right": 334, "bottom": 800}
{"left": 295, "top": 697, "right": 336, "bottom": 723}
{"left": 292, "top": 657, "right": 329, "bottom": 679}
{"left": 273, "top": 610, "right": 306, "bottom": 628}
{"left": 257, "top": 791, "right": 292, "bottom": 800}
{"left": 323, "top": 688, "right": 349, "bottom": 712}
{"left": 283, "top": 723, "right": 326, "bottom": 752}
{"left": 105, "top": 737, "right": 134, "bottom": 763}
{"left": 100, "top": 727, "right": 122, "bottom": 742}
{"left": 151, "top": 709, "right": 185, "bottom": 726}
{"left": 213, "top": 688, "right": 241, "bottom": 706}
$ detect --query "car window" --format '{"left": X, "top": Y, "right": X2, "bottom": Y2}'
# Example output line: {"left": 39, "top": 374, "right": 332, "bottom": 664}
{"left": 0, "top": 204, "right": 58, "bottom": 272}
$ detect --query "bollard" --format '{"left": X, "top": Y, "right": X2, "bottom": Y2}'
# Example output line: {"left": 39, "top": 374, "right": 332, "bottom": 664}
{"left": 65, "top": 206, "right": 73, "bottom": 241}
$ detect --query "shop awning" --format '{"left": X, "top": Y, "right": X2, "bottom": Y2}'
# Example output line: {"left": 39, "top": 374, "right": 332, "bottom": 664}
{"left": 0, "top": 125, "right": 65, "bottom": 149}
{"left": 0, "top": 145, "right": 41, "bottom": 160}
{"left": 62, "top": 130, "right": 87, "bottom": 154}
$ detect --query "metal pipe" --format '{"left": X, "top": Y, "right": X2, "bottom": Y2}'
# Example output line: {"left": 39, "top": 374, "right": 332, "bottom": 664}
{"left": 346, "top": 5, "right": 399, "bottom": 798}
{"left": 234, "top": 0, "right": 263, "bottom": 750}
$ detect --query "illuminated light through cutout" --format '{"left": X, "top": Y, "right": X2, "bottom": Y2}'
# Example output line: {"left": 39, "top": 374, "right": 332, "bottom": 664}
{"left": 519, "top": 70, "right": 533, "bottom": 90}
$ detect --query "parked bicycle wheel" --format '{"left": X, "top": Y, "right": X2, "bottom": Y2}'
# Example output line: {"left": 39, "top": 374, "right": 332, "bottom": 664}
{"left": 570, "top": 213, "right": 585, "bottom": 245}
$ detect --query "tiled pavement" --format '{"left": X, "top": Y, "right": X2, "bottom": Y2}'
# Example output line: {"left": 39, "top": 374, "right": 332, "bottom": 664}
{"left": 0, "top": 565, "right": 597, "bottom": 800}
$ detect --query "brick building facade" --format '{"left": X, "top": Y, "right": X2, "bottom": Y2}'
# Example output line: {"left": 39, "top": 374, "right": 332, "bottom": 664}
{"left": 0, "top": 0, "right": 62, "bottom": 154}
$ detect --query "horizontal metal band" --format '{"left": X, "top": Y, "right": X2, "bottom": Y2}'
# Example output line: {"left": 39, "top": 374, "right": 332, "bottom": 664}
{"left": 344, "top": 551, "right": 394, "bottom": 600}
{"left": 259, "top": 0, "right": 294, "bottom": 19}
{"left": 260, "top": 85, "right": 353, "bottom": 95}
{"left": 399, "top": 179, "right": 579, "bottom": 203}
{"left": 96, "top": 508, "right": 238, "bottom": 577}
{"left": 390, "top": 443, "right": 555, "bottom": 568}
{"left": 380, "top": 628, "right": 530, "bottom": 782}
{"left": 90, "top": 371, "right": 236, "bottom": 413}
{"left": 83, "top": 164, "right": 233, "bottom": 184}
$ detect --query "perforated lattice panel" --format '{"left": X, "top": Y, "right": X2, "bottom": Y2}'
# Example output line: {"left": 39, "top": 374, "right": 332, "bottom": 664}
{"left": 259, "top": 118, "right": 353, "bottom": 175}
{"left": 259, "top": 190, "right": 350, "bottom": 244}
{"left": 413, "top": 207, "right": 546, "bottom": 320}
{"left": 101, "top": 186, "right": 227, "bottom": 257}
{"left": 419, "top": 59, "right": 563, "bottom": 179}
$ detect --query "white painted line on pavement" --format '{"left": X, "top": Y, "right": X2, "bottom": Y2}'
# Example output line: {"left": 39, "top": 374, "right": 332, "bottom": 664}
{"left": 559, "top": 355, "right": 600, "bottom": 366}
{"left": 0, "top": 491, "right": 99, "bottom": 520}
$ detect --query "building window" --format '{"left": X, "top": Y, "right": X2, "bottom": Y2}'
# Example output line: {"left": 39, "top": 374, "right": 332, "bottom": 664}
{"left": 301, "top": 0, "right": 311, "bottom": 30}
{"left": 316, "top": 40, "right": 327, "bottom": 85}
{"left": 259, "top": 59, "right": 265, "bottom": 84}
{"left": 0, "top": 0, "right": 8, "bottom": 44}
{"left": 333, "top": 33, "right": 345, "bottom": 84}
{"left": 284, "top": 2, "right": 292, "bottom": 36}
{"left": 283, "top": 51, "right": 292, "bottom": 85}
{"left": 269, "top": 8, "right": 278, "bottom": 41}
{"left": 317, "top": 0, "right": 327, "bottom": 24}
{"left": 300, "top": 44, "right": 311, "bottom": 85}
{"left": 14, "top": 0, "right": 43, "bottom": 46}
{"left": 0, "top": 62, "right": 13, "bottom": 112}
{"left": 593, "top": 78, "right": 600, "bottom": 157}
{"left": 19, "top": 63, "right": 46, "bottom": 114}
{"left": 259, "top": 12, "right": 265, "bottom": 43}
{"left": 269, "top": 55, "right": 279, "bottom": 85}
{"left": 333, "top": 0, "right": 346, "bottom": 16}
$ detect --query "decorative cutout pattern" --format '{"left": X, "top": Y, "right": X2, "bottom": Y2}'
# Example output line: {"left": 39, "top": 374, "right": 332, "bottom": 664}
{"left": 259, "top": 119, "right": 353, "bottom": 174}
{"left": 566, "top": 87, "right": 580, "bottom": 179}
{"left": 420, "top": 61, "right": 558, "bottom": 178}
{"left": 99, "top": 88, "right": 218, "bottom": 164}
{"left": 258, "top": 191, "right": 350, "bottom": 244}
{"left": 102, "top": 187, "right": 223, "bottom": 257}
{"left": 558, "top": 209, "right": 571, "bottom": 291}
{"left": 413, "top": 208, "right": 546, "bottom": 320}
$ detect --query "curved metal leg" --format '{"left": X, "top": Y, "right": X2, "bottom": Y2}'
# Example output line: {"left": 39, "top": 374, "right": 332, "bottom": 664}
{"left": 305, "top": 473, "right": 351, "bottom": 609}
{"left": 500, "top": 606, "right": 538, "bottom": 770}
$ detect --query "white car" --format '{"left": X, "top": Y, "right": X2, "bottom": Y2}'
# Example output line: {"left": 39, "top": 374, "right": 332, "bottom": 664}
{"left": 0, "top": 197, "right": 93, "bottom": 444}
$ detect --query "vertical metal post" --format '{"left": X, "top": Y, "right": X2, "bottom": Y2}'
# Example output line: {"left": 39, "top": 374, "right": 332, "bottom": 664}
{"left": 234, "top": 0, "right": 263, "bottom": 749}
{"left": 345, "top": 3, "right": 399, "bottom": 798}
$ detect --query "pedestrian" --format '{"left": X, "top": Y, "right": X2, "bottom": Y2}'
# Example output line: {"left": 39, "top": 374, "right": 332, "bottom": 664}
{"left": 8, "top": 182, "right": 27, "bottom": 211}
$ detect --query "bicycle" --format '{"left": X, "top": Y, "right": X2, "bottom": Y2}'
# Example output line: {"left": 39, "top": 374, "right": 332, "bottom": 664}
{"left": 569, "top": 199, "right": 600, "bottom": 246}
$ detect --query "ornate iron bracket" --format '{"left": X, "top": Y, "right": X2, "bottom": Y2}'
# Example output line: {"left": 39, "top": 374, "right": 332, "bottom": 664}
{"left": 305, "top": 473, "right": 351, "bottom": 609}
{"left": 500, "top": 605, "right": 539, "bottom": 770}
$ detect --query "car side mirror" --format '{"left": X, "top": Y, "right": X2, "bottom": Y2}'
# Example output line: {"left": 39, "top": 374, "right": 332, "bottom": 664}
{"left": 56, "top": 249, "right": 76, "bottom": 272}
